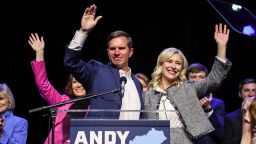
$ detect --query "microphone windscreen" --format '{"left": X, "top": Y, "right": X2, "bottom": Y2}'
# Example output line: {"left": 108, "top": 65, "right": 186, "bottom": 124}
{"left": 120, "top": 76, "right": 127, "bottom": 84}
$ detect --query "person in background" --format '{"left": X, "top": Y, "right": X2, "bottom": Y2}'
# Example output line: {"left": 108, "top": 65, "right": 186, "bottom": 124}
{"left": 64, "top": 4, "right": 144, "bottom": 119}
{"left": 241, "top": 95, "right": 256, "bottom": 144}
{"left": 187, "top": 63, "right": 225, "bottom": 144}
{"left": 223, "top": 78, "right": 256, "bottom": 144}
{"left": 28, "top": 33, "right": 89, "bottom": 144}
{"left": 0, "top": 83, "right": 28, "bottom": 144}
{"left": 144, "top": 23, "right": 232, "bottom": 143}
{"left": 135, "top": 73, "right": 149, "bottom": 92}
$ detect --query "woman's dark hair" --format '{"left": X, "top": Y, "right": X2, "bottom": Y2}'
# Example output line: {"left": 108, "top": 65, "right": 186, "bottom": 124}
{"left": 64, "top": 74, "right": 74, "bottom": 97}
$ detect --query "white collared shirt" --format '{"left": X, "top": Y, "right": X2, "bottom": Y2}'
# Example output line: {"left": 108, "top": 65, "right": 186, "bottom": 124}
{"left": 68, "top": 30, "right": 88, "bottom": 51}
{"left": 119, "top": 69, "right": 141, "bottom": 120}
{"left": 156, "top": 87, "right": 183, "bottom": 128}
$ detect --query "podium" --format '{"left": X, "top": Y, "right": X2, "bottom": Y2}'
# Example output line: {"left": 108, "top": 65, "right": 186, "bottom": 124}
{"left": 60, "top": 109, "right": 171, "bottom": 144}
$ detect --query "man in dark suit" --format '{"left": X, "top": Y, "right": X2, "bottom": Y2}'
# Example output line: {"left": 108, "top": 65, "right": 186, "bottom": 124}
{"left": 187, "top": 63, "right": 225, "bottom": 144}
{"left": 64, "top": 4, "right": 144, "bottom": 119}
{"left": 222, "top": 78, "right": 256, "bottom": 144}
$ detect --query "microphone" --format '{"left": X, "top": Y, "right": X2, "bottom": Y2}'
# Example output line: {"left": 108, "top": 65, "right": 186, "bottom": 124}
{"left": 120, "top": 76, "right": 127, "bottom": 97}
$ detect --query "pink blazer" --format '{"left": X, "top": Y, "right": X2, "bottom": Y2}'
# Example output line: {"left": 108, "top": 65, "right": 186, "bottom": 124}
{"left": 31, "top": 61, "right": 72, "bottom": 144}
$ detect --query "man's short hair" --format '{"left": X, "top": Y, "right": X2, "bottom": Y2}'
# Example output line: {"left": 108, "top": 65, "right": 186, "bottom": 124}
{"left": 238, "top": 78, "right": 256, "bottom": 93}
{"left": 186, "top": 63, "right": 209, "bottom": 77}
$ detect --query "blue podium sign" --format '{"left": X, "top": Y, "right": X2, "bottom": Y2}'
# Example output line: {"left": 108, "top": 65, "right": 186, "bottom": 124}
{"left": 70, "top": 119, "right": 170, "bottom": 144}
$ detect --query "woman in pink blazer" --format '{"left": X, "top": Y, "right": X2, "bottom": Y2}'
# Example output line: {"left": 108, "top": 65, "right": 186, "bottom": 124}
{"left": 28, "top": 33, "right": 90, "bottom": 144}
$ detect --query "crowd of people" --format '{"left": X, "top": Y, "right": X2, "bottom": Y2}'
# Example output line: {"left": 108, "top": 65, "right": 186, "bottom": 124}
{"left": 1, "top": 3, "right": 255, "bottom": 144}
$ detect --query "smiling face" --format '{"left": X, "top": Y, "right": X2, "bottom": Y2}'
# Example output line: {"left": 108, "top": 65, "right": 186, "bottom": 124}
{"left": 161, "top": 53, "right": 183, "bottom": 85}
{"left": 107, "top": 36, "right": 133, "bottom": 72}
{"left": 151, "top": 48, "right": 188, "bottom": 90}
{"left": 71, "top": 77, "right": 86, "bottom": 97}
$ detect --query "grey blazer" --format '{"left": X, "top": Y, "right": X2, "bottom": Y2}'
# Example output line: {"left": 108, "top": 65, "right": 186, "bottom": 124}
{"left": 144, "top": 58, "right": 232, "bottom": 142}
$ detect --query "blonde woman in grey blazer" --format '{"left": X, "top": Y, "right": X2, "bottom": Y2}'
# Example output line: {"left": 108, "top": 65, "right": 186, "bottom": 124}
{"left": 144, "top": 23, "right": 232, "bottom": 144}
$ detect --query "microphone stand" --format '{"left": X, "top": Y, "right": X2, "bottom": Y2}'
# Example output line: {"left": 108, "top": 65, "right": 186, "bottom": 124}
{"left": 50, "top": 108, "right": 56, "bottom": 144}
{"left": 28, "top": 88, "right": 120, "bottom": 144}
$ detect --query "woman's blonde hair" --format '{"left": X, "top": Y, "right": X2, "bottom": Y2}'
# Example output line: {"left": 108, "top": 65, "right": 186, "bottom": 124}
{"left": 249, "top": 99, "right": 256, "bottom": 125}
{"left": 149, "top": 47, "right": 188, "bottom": 90}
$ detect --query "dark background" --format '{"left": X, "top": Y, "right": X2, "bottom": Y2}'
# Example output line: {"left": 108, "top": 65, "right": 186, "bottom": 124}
{"left": 1, "top": 0, "right": 256, "bottom": 143}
